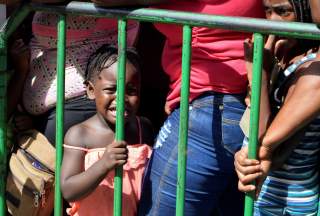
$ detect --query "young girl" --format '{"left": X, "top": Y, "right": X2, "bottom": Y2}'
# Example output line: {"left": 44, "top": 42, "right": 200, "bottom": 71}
{"left": 235, "top": 0, "right": 320, "bottom": 215}
{"left": 60, "top": 44, "right": 153, "bottom": 216}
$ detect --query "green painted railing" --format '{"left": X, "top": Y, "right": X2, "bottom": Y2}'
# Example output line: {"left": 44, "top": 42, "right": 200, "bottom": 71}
{"left": 176, "top": 24, "right": 192, "bottom": 216}
{"left": 0, "top": 4, "right": 32, "bottom": 216}
{"left": 114, "top": 18, "right": 127, "bottom": 216}
{"left": 0, "top": 28, "right": 8, "bottom": 216}
{"left": 55, "top": 14, "right": 66, "bottom": 216}
{"left": 1, "top": 2, "right": 320, "bottom": 216}
{"left": 244, "top": 33, "right": 264, "bottom": 216}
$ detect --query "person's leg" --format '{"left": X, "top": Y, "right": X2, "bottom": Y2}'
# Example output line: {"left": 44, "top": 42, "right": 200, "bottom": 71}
{"left": 138, "top": 93, "right": 246, "bottom": 216}
{"left": 217, "top": 94, "right": 248, "bottom": 215}
{"left": 40, "top": 96, "right": 96, "bottom": 145}
{"left": 217, "top": 173, "right": 244, "bottom": 216}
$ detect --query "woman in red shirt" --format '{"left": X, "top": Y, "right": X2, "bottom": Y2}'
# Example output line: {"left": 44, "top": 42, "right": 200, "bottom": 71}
{"left": 138, "top": 1, "right": 264, "bottom": 215}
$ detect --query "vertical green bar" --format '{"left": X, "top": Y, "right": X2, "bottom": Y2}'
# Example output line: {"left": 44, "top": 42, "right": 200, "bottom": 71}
{"left": 0, "top": 6, "right": 31, "bottom": 216}
{"left": 55, "top": 14, "right": 66, "bottom": 216}
{"left": 0, "top": 34, "right": 7, "bottom": 216}
{"left": 176, "top": 25, "right": 192, "bottom": 216}
{"left": 114, "top": 19, "right": 127, "bottom": 216}
{"left": 244, "top": 33, "right": 264, "bottom": 216}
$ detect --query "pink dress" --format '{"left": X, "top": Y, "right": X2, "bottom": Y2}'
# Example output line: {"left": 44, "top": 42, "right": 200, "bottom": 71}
{"left": 63, "top": 119, "right": 152, "bottom": 216}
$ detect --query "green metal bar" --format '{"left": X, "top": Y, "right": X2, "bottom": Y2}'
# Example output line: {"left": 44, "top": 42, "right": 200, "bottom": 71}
{"left": 244, "top": 33, "right": 264, "bottom": 216}
{"left": 176, "top": 25, "right": 192, "bottom": 216}
{"left": 0, "top": 5, "right": 31, "bottom": 215}
{"left": 0, "top": 33, "right": 7, "bottom": 216}
{"left": 30, "top": 2, "right": 320, "bottom": 40}
{"left": 0, "top": 4, "right": 31, "bottom": 41}
{"left": 114, "top": 19, "right": 127, "bottom": 216}
{"left": 0, "top": 35, "right": 6, "bottom": 71}
{"left": 55, "top": 14, "right": 66, "bottom": 216}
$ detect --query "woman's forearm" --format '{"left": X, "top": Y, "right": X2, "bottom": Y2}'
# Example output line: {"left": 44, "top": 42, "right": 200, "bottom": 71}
{"left": 259, "top": 82, "right": 271, "bottom": 138}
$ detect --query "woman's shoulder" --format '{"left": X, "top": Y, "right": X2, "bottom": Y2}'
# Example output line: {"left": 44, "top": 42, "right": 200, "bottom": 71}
{"left": 295, "top": 58, "right": 320, "bottom": 89}
{"left": 281, "top": 52, "right": 320, "bottom": 85}
{"left": 64, "top": 122, "right": 91, "bottom": 149}
{"left": 269, "top": 53, "right": 320, "bottom": 110}
{"left": 66, "top": 116, "right": 117, "bottom": 150}
{"left": 282, "top": 53, "right": 320, "bottom": 100}
{"left": 293, "top": 53, "right": 320, "bottom": 78}
{"left": 64, "top": 116, "right": 104, "bottom": 148}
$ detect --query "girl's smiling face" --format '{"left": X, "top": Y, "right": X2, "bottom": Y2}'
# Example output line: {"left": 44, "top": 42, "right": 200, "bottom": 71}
{"left": 87, "top": 58, "right": 140, "bottom": 126}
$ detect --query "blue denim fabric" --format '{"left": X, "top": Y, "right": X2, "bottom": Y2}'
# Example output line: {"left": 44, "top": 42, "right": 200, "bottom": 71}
{"left": 138, "top": 93, "right": 246, "bottom": 216}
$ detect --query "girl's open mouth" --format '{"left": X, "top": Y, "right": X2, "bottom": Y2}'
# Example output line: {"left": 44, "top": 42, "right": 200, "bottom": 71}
{"left": 109, "top": 107, "right": 129, "bottom": 117}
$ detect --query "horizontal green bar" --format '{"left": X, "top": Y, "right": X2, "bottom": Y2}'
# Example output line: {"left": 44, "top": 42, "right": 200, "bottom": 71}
{"left": 0, "top": 34, "right": 7, "bottom": 71}
{"left": 30, "top": 1, "right": 320, "bottom": 40}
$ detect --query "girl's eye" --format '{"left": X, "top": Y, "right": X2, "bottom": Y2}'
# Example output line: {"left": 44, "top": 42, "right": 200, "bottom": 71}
{"left": 126, "top": 86, "right": 138, "bottom": 96}
{"left": 274, "top": 7, "right": 293, "bottom": 17}
{"left": 103, "top": 87, "right": 116, "bottom": 94}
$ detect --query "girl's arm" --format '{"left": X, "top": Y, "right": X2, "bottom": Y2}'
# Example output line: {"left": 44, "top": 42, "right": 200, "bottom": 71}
{"left": 259, "top": 60, "right": 320, "bottom": 160}
{"left": 258, "top": 75, "right": 271, "bottom": 138}
{"left": 234, "top": 65, "right": 320, "bottom": 195}
{"left": 234, "top": 38, "right": 273, "bottom": 194}
{"left": 60, "top": 125, "right": 128, "bottom": 202}
{"left": 243, "top": 38, "right": 272, "bottom": 138}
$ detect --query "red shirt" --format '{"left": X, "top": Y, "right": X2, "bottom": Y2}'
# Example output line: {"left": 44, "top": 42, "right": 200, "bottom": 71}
{"left": 153, "top": 0, "right": 264, "bottom": 110}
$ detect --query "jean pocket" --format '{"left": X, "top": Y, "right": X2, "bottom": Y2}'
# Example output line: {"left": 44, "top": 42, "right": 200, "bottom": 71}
{"left": 221, "top": 102, "right": 245, "bottom": 155}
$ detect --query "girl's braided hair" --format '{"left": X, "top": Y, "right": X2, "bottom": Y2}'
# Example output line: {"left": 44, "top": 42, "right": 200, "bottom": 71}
{"left": 84, "top": 44, "right": 141, "bottom": 84}
{"left": 289, "top": 0, "right": 312, "bottom": 23}
{"left": 289, "top": 0, "right": 318, "bottom": 51}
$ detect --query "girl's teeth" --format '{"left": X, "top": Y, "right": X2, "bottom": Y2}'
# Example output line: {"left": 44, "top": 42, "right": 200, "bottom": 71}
{"left": 110, "top": 110, "right": 128, "bottom": 116}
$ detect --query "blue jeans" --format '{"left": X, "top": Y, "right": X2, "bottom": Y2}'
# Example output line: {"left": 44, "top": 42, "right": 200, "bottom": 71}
{"left": 138, "top": 93, "right": 246, "bottom": 216}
